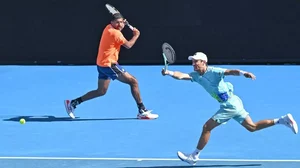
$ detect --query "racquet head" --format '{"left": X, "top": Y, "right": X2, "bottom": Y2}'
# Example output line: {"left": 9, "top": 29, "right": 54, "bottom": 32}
{"left": 105, "top": 4, "right": 134, "bottom": 31}
{"left": 105, "top": 4, "right": 120, "bottom": 15}
{"left": 162, "top": 42, "right": 176, "bottom": 64}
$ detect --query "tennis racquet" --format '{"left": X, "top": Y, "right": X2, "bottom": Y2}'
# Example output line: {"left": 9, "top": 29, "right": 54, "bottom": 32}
{"left": 162, "top": 42, "right": 176, "bottom": 70}
{"left": 105, "top": 3, "right": 134, "bottom": 31}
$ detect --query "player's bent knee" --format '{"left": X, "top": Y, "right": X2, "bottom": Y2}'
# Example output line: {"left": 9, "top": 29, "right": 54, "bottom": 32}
{"left": 245, "top": 124, "right": 257, "bottom": 132}
{"left": 242, "top": 118, "right": 258, "bottom": 132}
{"left": 129, "top": 77, "right": 138, "bottom": 87}
{"left": 96, "top": 88, "right": 107, "bottom": 96}
{"left": 202, "top": 123, "right": 214, "bottom": 132}
{"left": 202, "top": 118, "right": 220, "bottom": 132}
{"left": 202, "top": 124, "right": 209, "bottom": 132}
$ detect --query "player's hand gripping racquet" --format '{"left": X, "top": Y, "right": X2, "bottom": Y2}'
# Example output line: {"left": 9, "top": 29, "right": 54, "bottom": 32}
{"left": 162, "top": 42, "right": 176, "bottom": 71}
{"left": 105, "top": 3, "right": 134, "bottom": 30}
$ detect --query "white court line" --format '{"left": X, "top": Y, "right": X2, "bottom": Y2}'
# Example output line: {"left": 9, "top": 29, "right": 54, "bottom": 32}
{"left": 0, "top": 157, "right": 299, "bottom": 162}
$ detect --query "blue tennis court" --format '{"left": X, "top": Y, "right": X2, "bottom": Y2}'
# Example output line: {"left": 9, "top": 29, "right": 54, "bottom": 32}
{"left": 0, "top": 65, "right": 299, "bottom": 168}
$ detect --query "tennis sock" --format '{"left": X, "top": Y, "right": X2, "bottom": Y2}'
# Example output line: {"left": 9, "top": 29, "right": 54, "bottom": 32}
{"left": 71, "top": 97, "right": 83, "bottom": 107}
{"left": 274, "top": 117, "right": 285, "bottom": 125}
{"left": 192, "top": 149, "right": 201, "bottom": 159}
{"left": 274, "top": 118, "right": 280, "bottom": 124}
{"left": 137, "top": 102, "right": 145, "bottom": 110}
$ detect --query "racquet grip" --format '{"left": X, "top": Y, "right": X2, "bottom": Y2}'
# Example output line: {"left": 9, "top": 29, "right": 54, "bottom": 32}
{"left": 125, "top": 21, "right": 134, "bottom": 30}
{"left": 127, "top": 24, "right": 134, "bottom": 30}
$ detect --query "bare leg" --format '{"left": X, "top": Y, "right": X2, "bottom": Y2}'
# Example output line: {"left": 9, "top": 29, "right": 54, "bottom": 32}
{"left": 81, "top": 79, "right": 111, "bottom": 102}
{"left": 177, "top": 113, "right": 298, "bottom": 166}
{"left": 177, "top": 118, "right": 221, "bottom": 165}
{"left": 197, "top": 118, "right": 221, "bottom": 150}
{"left": 242, "top": 115, "right": 275, "bottom": 132}
{"left": 116, "top": 71, "right": 158, "bottom": 119}
{"left": 71, "top": 79, "right": 110, "bottom": 107}
{"left": 117, "top": 72, "right": 143, "bottom": 104}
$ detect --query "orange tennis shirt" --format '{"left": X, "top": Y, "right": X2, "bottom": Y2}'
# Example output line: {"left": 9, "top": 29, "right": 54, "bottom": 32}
{"left": 96, "top": 24, "right": 127, "bottom": 67}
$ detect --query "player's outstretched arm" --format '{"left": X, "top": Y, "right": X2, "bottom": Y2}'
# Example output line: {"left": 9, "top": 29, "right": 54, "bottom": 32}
{"left": 224, "top": 69, "right": 256, "bottom": 80}
{"left": 161, "top": 69, "right": 192, "bottom": 80}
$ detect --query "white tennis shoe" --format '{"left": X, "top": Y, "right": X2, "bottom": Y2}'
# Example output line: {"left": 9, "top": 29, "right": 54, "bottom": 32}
{"left": 137, "top": 109, "right": 159, "bottom": 120}
{"left": 177, "top": 151, "right": 198, "bottom": 165}
{"left": 280, "top": 113, "right": 298, "bottom": 134}
{"left": 64, "top": 100, "right": 76, "bottom": 119}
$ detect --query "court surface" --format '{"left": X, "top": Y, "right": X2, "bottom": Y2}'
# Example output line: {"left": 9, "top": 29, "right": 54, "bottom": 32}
{"left": 0, "top": 65, "right": 299, "bottom": 168}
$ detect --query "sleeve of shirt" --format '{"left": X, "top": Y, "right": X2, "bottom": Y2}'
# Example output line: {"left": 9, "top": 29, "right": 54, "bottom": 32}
{"left": 188, "top": 72, "right": 198, "bottom": 82}
{"left": 113, "top": 30, "right": 127, "bottom": 45}
{"left": 211, "top": 67, "right": 227, "bottom": 78}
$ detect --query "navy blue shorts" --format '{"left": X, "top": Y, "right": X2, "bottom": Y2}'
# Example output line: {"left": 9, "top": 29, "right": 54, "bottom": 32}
{"left": 97, "top": 64, "right": 126, "bottom": 80}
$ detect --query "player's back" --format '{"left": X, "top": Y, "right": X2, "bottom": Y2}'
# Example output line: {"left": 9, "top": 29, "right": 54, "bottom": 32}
{"left": 96, "top": 24, "right": 125, "bottom": 67}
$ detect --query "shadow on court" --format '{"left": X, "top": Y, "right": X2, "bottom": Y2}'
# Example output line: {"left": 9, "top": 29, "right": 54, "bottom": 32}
{"left": 3, "top": 115, "right": 138, "bottom": 122}
{"left": 122, "top": 164, "right": 262, "bottom": 168}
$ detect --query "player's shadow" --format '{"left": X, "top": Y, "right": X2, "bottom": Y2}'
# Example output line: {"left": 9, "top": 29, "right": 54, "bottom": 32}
{"left": 122, "top": 164, "right": 262, "bottom": 168}
{"left": 3, "top": 115, "right": 138, "bottom": 122}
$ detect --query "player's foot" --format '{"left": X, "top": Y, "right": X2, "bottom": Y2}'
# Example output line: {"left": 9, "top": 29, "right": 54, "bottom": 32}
{"left": 64, "top": 100, "right": 76, "bottom": 119}
{"left": 281, "top": 113, "right": 298, "bottom": 134}
{"left": 137, "top": 109, "right": 159, "bottom": 120}
{"left": 177, "top": 151, "right": 197, "bottom": 165}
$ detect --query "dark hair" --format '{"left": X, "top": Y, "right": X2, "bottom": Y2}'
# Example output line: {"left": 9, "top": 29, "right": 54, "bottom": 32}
{"left": 111, "top": 13, "right": 124, "bottom": 21}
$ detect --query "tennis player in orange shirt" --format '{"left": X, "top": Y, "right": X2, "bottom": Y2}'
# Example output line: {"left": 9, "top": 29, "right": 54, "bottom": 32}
{"left": 64, "top": 13, "right": 158, "bottom": 120}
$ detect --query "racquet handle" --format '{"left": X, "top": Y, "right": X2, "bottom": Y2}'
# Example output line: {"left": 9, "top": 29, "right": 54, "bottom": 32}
{"left": 125, "top": 21, "right": 134, "bottom": 30}
{"left": 127, "top": 24, "right": 134, "bottom": 30}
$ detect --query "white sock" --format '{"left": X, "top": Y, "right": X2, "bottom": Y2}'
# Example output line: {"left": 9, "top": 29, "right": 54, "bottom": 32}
{"left": 274, "top": 118, "right": 280, "bottom": 124}
{"left": 192, "top": 149, "right": 201, "bottom": 159}
{"left": 274, "top": 117, "right": 285, "bottom": 125}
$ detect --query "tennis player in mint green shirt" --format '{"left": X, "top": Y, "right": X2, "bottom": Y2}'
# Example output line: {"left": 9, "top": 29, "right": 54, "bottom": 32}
{"left": 161, "top": 52, "right": 298, "bottom": 166}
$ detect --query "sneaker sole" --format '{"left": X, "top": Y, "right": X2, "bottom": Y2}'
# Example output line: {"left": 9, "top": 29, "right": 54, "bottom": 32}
{"left": 287, "top": 113, "right": 298, "bottom": 134}
{"left": 137, "top": 116, "right": 159, "bottom": 120}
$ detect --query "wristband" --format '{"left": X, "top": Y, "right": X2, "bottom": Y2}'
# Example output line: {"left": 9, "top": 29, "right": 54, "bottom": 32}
{"left": 168, "top": 71, "right": 174, "bottom": 76}
{"left": 239, "top": 70, "right": 247, "bottom": 76}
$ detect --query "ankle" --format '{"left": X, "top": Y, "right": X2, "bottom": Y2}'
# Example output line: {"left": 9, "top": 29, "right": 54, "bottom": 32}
{"left": 71, "top": 97, "right": 83, "bottom": 107}
{"left": 273, "top": 118, "right": 280, "bottom": 124}
{"left": 274, "top": 118, "right": 284, "bottom": 125}
{"left": 137, "top": 102, "right": 145, "bottom": 110}
{"left": 192, "top": 148, "right": 201, "bottom": 158}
